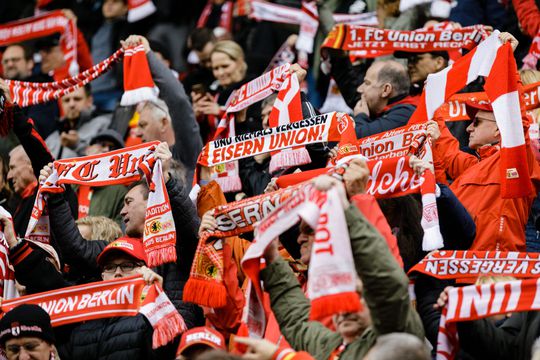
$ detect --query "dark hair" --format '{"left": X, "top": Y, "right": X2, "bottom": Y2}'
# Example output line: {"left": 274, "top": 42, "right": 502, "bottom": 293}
{"left": 5, "top": 43, "right": 33, "bottom": 61}
{"left": 149, "top": 40, "right": 171, "bottom": 62}
{"left": 127, "top": 180, "right": 149, "bottom": 200}
{"left": 189, "top": 28, "right": 216, "bottom": 52}
{"left": 83, "top": 83, "right": 92, "bottom": 97}
{"left": 261, "top": 92, "right": 278, "bottom": 110}
{"left": 377, "top": 61, "right": 411, "bottom": 97}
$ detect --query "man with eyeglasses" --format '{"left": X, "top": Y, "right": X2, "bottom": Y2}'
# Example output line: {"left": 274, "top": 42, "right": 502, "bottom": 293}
{"left": 0, "top": 304, "right": 57, "bottom": 360}
{"left": 427, "top": 95, "right": 540, "bottom": 251}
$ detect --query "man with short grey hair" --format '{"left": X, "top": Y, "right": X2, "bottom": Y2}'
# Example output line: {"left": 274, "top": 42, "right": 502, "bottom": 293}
{"left": 354, "top": 60, "right": 416, "bottom": 139}
{"left": 363, "top": 333, "right": 431, "bottom": 360}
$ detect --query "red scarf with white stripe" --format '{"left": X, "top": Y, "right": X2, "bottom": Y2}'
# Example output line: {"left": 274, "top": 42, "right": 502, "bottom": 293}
{"left": 197, "top": 0, "right": 234, "bottom": 32}
{"left": 26, "top": 142, "right": 177, "bottom": 267}
{"left": 0, "top": 275, "right": 186, "bottom": 349}
{"left": 321, "top": 24, "right": 489, "bottom": 58}
{"left": 242, "top": 185, "right": 361, "bottom": 337}
{"left": 0, "top": 11, "right": 78, "bottom": 77}
{"left": 409, "top": 31, "right": 533, "bottom": 199}
{"left": 409, "top": 251, "right": 540, "bottom": 280}
{"left": 0, "top": 207, "right": 17, "bottom": 300}
{"left": 268, "top": 72, "right": 311, "bottom": 173}
{"left": 437, "top": 278, "right": 540, "bottom": 360}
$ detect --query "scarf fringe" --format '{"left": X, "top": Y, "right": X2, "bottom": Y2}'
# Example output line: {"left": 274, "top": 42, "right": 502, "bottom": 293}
{"left": 422, "top": 226, "right": 445, "bottom": 251}
{"left": 120, "top": 86, "right": 159, "bottom": 106}
{"left": 214, "top": 175, "right": 242, "bottom": 193}
{"left": 145, "top": 243, "right": 177, "bottom": 267}
{"left": 151, "top": 311, "right": 186, "bottom": 349}
{"left": 309, "top": 291, "right": 362, "bottom": 321}
{"left": 183, "top": 277, "right": 227, "bottom": 308}
{"left": 269, "top": 147, "right": 311, "bottom": 174}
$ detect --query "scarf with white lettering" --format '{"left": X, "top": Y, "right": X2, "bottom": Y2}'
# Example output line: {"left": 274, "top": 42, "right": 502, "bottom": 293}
{"left": 0, "top": 275, "right": 186, "bottom": 348}
{"left": 26, "top": 141, "right": 176, "bottom": 267}
{"left": 198, "top": 112, "right": 354, "bottom": 167}
{"left": 0, "top": 11, "right": 78, "bottom": 77}
{"left": 437, "top": 278, "right": 540, "bottom": 360}
{"left": 243, "top": 185, "right": 360, "bottom": 337}
{"left": 434, "top": 81, "right": 540, "bottom": 122}
{"left": 523, "top": 29, "right": 540, "bottom": 70}
{"left": 409, "top": 251, "right": 540, "bottom": 280}
{"left": 268, "top": 72, "right": 311, "bottom": 173}
{"left": 321, "top": 24, "right": 488, "bottom": 58}
{"left": 409, "top": 31, "right": 533, "bottom": 199}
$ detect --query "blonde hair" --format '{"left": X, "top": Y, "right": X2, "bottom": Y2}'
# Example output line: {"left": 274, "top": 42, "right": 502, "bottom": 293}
{"left": 76, "top": 216, "right": 122, "bottom": 242}
{"left": 475, "top": 275, "right": 516, "bottom": 286}
{"left": 211, "top": 40, "right": 248, "bottom": 82}
{"left": 520, "top": 69, "right": 540, "bottom": 122}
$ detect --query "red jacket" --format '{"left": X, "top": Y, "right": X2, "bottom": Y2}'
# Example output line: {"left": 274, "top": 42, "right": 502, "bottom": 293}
{"left": 433, "top": 124, "right": 540, "bottom": 251}
{"left": 512, "top": 0, "right": 540, "bottom": 37}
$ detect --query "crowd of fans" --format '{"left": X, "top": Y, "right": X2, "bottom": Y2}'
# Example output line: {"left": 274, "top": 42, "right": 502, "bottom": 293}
{"left": 0, "top": 0, "right": 539, "bottom": 359}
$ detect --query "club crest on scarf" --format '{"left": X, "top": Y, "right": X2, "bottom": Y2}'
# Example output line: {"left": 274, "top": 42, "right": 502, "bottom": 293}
{"left": 26, "top": 142, "right": 176, "bottom": 267}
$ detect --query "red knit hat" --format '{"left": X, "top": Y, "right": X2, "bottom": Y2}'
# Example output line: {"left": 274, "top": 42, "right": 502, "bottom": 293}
{"left": 120, "top": 44, "right": 159, "bottom": 106}
{"left": 127, "top": 0, "right": 157, "bottom": 22}
{"left": 96, "top": 237, "right": 147, "bottom": 266}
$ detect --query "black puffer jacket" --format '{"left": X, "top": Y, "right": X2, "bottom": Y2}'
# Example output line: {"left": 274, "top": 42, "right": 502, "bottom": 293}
{"left": 48, "top": 177, "right": 204, "bottom": 328}
{"left": 9, "top": 242, "right": 169, "bottom": 360}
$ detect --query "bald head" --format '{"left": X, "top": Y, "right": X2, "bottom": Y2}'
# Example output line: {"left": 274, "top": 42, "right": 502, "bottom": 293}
{"left": 7, "top": 145, "right": 36, "bottom": 195}
{"left": 374, "top": 60, "right": 410, "bottom": 97}
{"left": 364, "top": 333, "right": 430, "bottom": 360}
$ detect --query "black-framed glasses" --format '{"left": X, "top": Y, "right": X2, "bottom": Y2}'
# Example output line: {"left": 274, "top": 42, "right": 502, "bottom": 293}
{"left": 102, "top": 261, "right": 142, "bottom": 273}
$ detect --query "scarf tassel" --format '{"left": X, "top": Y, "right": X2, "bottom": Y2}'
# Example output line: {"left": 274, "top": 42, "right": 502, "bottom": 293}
{"left": 269, "top": 147, "right": 312, "bottom": 174}
{"left": 183, "top": 277, "right": 228, "bottom": 308}
{"left": 151, "top": 311, "right": 186, "bottom": 349}
{"left": 214, "top": 175, "right": 243, "bottom": 193}
{"left": 309, "top": 291, "right": 362, "bottom": 321}
{"left": 146, "top": 246, "right": 177, "bottom": 268}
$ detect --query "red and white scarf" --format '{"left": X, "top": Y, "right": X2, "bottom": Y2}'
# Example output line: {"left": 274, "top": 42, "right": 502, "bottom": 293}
{"left": 523, "top": 29, "right": 540, "bottom": 70}
{"left": 268, "top": 72, "right": 311, "bottom": 173}
{"left": 250, "top": 0, "right": 378, "bottom": 56}
{"left": 0, "top": 10, "right": 78, "bottom": 77}
{"left": 0, "top": 275, "right": 186, "bottom": 348}
{"left": 241, "top": 185, "right": 361, "bottom": 337}
{"left": 321, "top": 24, "right": 488, "bottom": 58}
{"left": 197, "top": 0, "right": 234, "bottom": 32}
{"left": 437, "top": 278, "right": 540, "bottom": 359}
{"left": 409, "top": 251, "right": 540, "bottom": 280}
{"left": 409, "top": 31, "right": 533, "bottom": 199}
{"left": 0, "top": 207, "right": 17, "bottom": 300}
{"left": 26, "top": 142, "right": 176, "bottom": 267}
{"left": 6, "top": 45, "right": 156, "bottom": 108}
{"left": 434, "top": 81, "right": 540, "bottom": 122}
{"left": 127, "top": 0, "right": 157, "bottom": 23}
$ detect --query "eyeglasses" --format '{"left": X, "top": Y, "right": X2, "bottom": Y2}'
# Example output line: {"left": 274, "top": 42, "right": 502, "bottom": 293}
{"left": 102, "top": 261, "right": 142, "bottom": 273}
{"left": 5, "top": 340, "right": 45, "bottom": 355}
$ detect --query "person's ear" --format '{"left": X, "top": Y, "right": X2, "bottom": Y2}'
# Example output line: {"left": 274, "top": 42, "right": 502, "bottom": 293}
{"left": 381, "top": 83, "right": 392, "bottom": 98}
{"left": 435, "top": 56, "right": 447, "bottom": 71}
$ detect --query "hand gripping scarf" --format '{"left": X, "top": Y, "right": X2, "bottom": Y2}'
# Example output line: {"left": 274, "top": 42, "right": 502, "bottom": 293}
{"left": 0, "top": 275, "right": 186, "bottom": 348}
{"left": 321, "top": 24, "right": 489, "bottom": 59}
{"left": 267, "top": 72, "right": 311, "bottom": 173}
{"left": 26, "top": 141, "right": 177, "bottom": 267}
{"left": 409, "top": 251, "right": 540, "bottom": 280}
{"left": 242, "top": 185, "right": 361, "bottom": 337}
{"left": 437, "top": 278, "right": 540, "bottom": 360}
{"left": 408, "top": 31, "right": 533, "bottom": 199}
{"left": 0, "top": 11, "right": 78, "bottom": 76}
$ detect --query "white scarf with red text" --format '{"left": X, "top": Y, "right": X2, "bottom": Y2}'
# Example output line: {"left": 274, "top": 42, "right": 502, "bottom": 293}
{"left": 0, "top": 275, "right": 186, "bottom": 349}
{"left": 437, "top": 278, "right": 540, "bottom": 359}
{"left": 0, "top": 207, "right": 17, "bottom": 300}
{"left": 26, "top": 142, "right": 176, "bottom": 267}
{"left": 408, "top": 31, "right": 533, "bottom": 199}
{"left": 0, "top": 11, "right": 78, "bottom": 76}
{"left": 241, "top": 185, "right": 361, "bottom": 337}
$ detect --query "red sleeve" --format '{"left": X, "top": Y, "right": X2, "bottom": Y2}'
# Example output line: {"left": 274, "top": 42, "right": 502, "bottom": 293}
{"left": 512, "top": 0, "right": 540, "bottom": 37}
{"left": 350, "top": 194, "right": 403, "bottom": 268}
{"left": 76, "top": 28, "right": 93, "bottom": 71}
